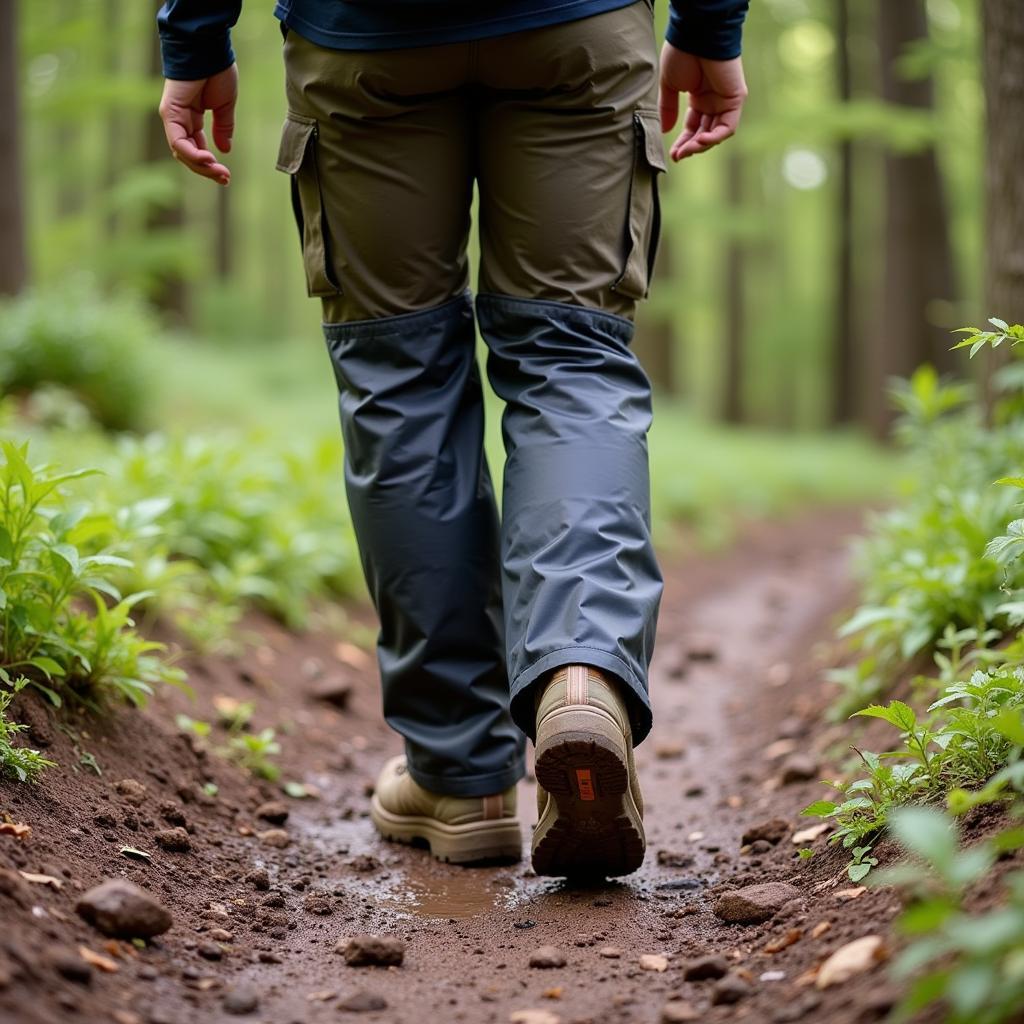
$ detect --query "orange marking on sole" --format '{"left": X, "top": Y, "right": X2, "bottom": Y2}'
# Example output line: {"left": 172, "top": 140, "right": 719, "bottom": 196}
{"left": 576, "top": 768, "right": 595, "bottom": 801}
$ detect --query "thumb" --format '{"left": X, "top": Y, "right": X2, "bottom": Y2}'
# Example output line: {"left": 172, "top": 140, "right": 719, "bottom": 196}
{"left": 212, "top": 98, "right": 235, "bottom": 154}
{"left": 659, "top": 81, "right": 680, "bottom": 134}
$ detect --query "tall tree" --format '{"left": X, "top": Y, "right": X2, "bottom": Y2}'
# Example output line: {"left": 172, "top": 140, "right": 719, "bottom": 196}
{"left": 982, "top": 0, "right": 1024, "bottom": 321}
{"left": 831, "top": 0, "right": 856, "bottom": 425}
{"left": 0, "top": 0, "right": 28, "bottom": 297}
{"left": 867, "top": 0, "right": 959, "bottom": 436}
{"left": 721, "top": 152, "right": 745, "bottom": 423}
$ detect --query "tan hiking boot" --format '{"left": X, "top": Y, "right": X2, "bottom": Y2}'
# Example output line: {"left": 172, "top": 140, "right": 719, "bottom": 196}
{"left": 532, "top": 665, "right": 645, "bottom": 877}
{"left": 370, "top": 756, "right": 521, "bottom": 865}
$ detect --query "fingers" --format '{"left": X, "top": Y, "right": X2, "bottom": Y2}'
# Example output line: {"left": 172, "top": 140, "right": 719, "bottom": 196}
{"left": 659, "top": 83, "right": 680, "bottom": 134}
{"left": 670, "top": 107, "right": 741, "bottom": 161}
{"left": 212, "top": 99, "right": 235, "bottom": 154}
{"left": 159, "top": 78, "right": 232, "bottom": 186}
{"left": 170, "top": 135, "right": 231, "bottom": 183}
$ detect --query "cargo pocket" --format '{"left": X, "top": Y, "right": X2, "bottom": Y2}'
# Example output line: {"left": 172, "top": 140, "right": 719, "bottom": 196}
{"left": 612, "top": 109, "right": 667, "bottom": 301}
{"left": 275, "top": 112, "right": 341, "bottom": 298}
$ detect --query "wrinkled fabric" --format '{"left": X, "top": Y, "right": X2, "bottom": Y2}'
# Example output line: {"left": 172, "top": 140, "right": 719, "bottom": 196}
{"left": 324, "top": 295, "right": 526, "bottom": 797}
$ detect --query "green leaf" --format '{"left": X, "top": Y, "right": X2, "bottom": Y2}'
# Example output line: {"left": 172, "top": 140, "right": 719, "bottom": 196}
{"left": 801, "top": 799, "right": 838, "bottom": 817}
{"left": 991, "top": 707, "right": 1024, "bottom": 746}
{"left": 848, "top": 861, "right": 872, "bottom": 881}
{"left": 889, "top": 806, "right": 957, "bottom": 868}
{"left": 853, "top": 700, "right": 917, "bottom": 732}
{"left": 989, "top": 317, "right": 1010, "bottom": 331}
{"left": 27, "top": 657, "right": 67, "bottom": 679}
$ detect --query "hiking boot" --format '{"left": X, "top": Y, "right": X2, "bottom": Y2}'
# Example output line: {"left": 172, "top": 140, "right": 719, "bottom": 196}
{"left": 370, "top": 756, "right": 522, "bottom": 864}
{"left": 532, "top": 665, "right": 645, "bottom": 877}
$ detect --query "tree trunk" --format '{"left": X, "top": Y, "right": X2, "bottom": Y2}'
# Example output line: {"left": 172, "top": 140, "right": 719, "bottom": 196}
{"left": 721, "top": 152, "right": 745, "bottom": 423}
{"left": 832, "top": 0, "right": 856, "bottom": 425}
{"left": 144, "top": 5, "right": 190, "bottom": 326}
{"left": 869, "top": 0, "right": 959, "bottom": 436}
{"left": 983, "top": 0, "right": 1024, "bottom": 323}
{"left": 0, "top": 0, "right": 28, "bottom": 297}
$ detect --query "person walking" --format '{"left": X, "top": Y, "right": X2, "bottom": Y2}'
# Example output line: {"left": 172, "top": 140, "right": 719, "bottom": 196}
{"left": 157, "top": 0, "right": 748, "bottom": 878}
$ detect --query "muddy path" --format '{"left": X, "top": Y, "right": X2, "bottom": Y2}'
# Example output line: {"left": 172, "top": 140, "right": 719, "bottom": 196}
{"left": 1, "top": 508, "right": 911, "bottom": 1024}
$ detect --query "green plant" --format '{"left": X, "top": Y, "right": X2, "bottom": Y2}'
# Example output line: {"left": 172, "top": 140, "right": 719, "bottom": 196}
{"left": 881, "top": 806, "right": 1024, "bottom": 1024}
{"left": 0, "top": 283, "right": 155, "bottom": 432}
{"left": 0, "top": 440, "right": 182, "bottom": 706}
{"left": 224, "top": 728, "right": 281, "bottom": 782}
{"left": 0, "top": 679, "right": 56, "bottom": 782}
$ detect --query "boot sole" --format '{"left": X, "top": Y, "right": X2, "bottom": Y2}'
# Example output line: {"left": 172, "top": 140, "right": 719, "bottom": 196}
{"left": 532, "top": 707, "right": 645, "bottom": 878}
{"left": 370, "top": 796, "right": 522, "bottom": 865}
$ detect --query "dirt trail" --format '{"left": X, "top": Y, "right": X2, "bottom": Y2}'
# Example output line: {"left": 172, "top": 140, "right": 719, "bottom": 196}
{"left": 1, "top": 508, "right": 907, "bottom": 1024}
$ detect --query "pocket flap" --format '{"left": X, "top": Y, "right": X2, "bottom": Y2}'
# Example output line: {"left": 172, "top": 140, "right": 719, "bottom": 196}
{"left": 275, "top": 114, "right": 316, "bottom": 174}
{"left": 636, "top": 110, "right": 667, "bottom": 173}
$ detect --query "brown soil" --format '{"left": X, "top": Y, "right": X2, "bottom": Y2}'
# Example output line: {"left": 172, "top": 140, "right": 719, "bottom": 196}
{"left": 1, "top": 507, "right": 1017, "bottom": 1024}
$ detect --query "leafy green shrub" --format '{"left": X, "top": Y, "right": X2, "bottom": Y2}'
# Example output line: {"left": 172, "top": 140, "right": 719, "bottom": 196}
{"left": 881, "top": 806, "right": 1024, "bottom": 1024}
{"left": 0, "top": 282, "right": 154, "bottom": 432}
{"left": 0, "top": 439, "right": 182, "bottom": 707}
{"left": 0, "top": 678, "right": 55, "bottom": 782}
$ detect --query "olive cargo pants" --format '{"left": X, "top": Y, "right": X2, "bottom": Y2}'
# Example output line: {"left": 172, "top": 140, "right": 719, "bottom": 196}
{"left": 278, "top": 1, "right": 665, "bottom": 796}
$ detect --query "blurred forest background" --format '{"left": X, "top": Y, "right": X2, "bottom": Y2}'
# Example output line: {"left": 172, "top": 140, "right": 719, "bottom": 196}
{"left": 0, "top": 0, "right": 1022, "bottom": 529}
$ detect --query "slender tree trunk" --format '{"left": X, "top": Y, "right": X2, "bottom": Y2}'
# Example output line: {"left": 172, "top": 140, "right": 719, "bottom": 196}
{"left": 832, "top": 0, "right": 856, "bottom": 425}
{"left": 869, "top": 0, "right": 959, "bottom": 436}
{"left": 721, "top": 152, "right": 745, "bottom": 423}
{"left": 983, "top": 0, "right": 1024, "bottom": 322}
{"left": 144, "top": 6, "right": 190, "bottom": 325}
{"left": 0, "top": 0, "right": 28, "bottom": 297}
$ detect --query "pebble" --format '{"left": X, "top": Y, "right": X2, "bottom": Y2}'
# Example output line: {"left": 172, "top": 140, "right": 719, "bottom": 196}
{"left": 509, "top": 1012, "right": 561, "bottom": 1024}
{"left": 153, "top": 827, "right": 192, "bottom": 853}
{"left": 639, "top": 954, "right": 669, "bottom": 972}
{"left": 711, "top": 973, "right": 751, "bottom": 1005}
{"left": 114, "top": 779, "right": 147, "bottom": 806}
{"left": 255, "top": 801, "right": 289, "bottom": 826}
{"left": 198, "top": 942, "right": 223, "bottom": 961}
{"left": 740, "top": 818, "right": 790, "bottom": 847}
{"left": 158, "top": 801, "right": 188, "bottom": 827}
{"left": 258, "top": 829, "right": 291, "bottom": 848}
{"left": 816, "top": 935, "right": 887, "bottom": 988}
{"left": 338, "top": 935, "right": 405, "bottom": 967}
{"left": 222, "top": 985, "right": 260, "bottom": 1015}
{"left": 660, "top": 1002, "right": 698, "bottom": 1023}
{"left": 714, "top": 882, "right": 802, "bottom": 924}
{"left": 681, "top": 954, "right": 729, "bottom": 981}
{"left": 528, "top": 946, "right": 567, "bottom": 969}
{"left": 598, "top": 947, "right": 622, "bottom": 959}
{"left": 247, "top": 868, "right": 271, "bottom": 891}
{"left": 656, "top": 849, "right": 695, "bottom": 868}
{"left": 303, "top": 892, "right": 334, "bottom": 915}
{"left": 339, "top": 990, "right": 388, "bottom": 1012}
{"left": 75, "top": 879, "right": 173, "bottom": 939}
{"left": 52, "top": 952, "right": 92, "bottom": 985}
{"left": 780, "top": 753, "right": 819, "bottom": 785}
{"left": 312, "top": 679, "right": 354, "bottom": 709}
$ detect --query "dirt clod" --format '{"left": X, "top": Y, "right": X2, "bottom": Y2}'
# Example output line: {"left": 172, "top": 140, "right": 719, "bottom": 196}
{"left": 711, "top": 973, "right": 751, "bottom": 1005}
{"left": 257, "top": 829, "right": 290, "bottom": 848}
{"left": 740, "top": 818, "right": 790, "bottom": 846}
{"left": 681, "top": 954, "right": 729, "bottom": 981}
{"left": 714, "top": 882, "right": 802, "bottom": 924}
{"left": 222, "top": 985, "right": 260, "bottom": 1015}
{"left": 339, "top": 990, "right": 388, "bottom": 1012}
{"left": 528, "top": 947, "right": 567, "bottom": 969}
{"left": 339, "top": 935, "right": 405, "bottom": 967}
{"left": 660, "top": 1001, "right": 698, "bottom": 1023}
{"left": 255, "top": 801, "right": 289, "bottom": 825}
{"left": 779, "top": 754, "right": 819, "bottom": 785}
{"left": 75, "top": 879, "right": 173, "bottom": 939}
{"left": 153, "top": 827, "right": 191, "bottom": 853}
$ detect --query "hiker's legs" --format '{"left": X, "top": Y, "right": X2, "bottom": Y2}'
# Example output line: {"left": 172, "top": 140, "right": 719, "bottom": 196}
{"left": 475, "top": 1, "right": 665, "bottom": 745}
{"left": 280, "top": 31, "right": 524, "bottom": 796}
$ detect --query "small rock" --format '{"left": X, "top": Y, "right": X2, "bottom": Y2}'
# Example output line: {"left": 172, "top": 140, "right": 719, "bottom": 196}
{"left": 656, "top": 849, "right": 695, "bottom": 868}
{"left": 598, "top": 947, "right": 622, "bottom": 959}
{"left": 158, "top": 801, "right": 188, "bottom": 827}
{"left": 207, "top": 928, "right": 233, "bottom": 942}
{"left": 246, "top": 868, "right": 270, "bottom": 891}
{"left": 114, "top": 779, "right": 147, "bottom": 806}
{"left": 311, "top": 679, "right": 353, "bottom": 709}
{"left": 780, "top": 754, "right": 819, "bottom": 785}
{"left": 339, "top": 991, "right": 388, "bottom": 1012}
{"left": 255, "top": 801, "right": 289, "bottom": 826}
{"left": 509, "top": 1012, "right": 561, "bottom": 1024}
{"left": 816, "top": 936, "right": 887, "bottom": 989}
{"left": 303, "top": 892, "right": 333, "bottom": 915}
{"left": 741, "top": 818, "right": 790, "bottom": 847}
{"left": 52, "top": 952, "right": 92, "bottom": 985}
{"left": 347, "top": 853, "right": 380, "bottom": 873}
{"left": 258, "top": 829, "right": 290, "bottom": 848}
{"left": 338, "top": 935, "right": 405, "bottom": 967}
{"left": 75, "top": 879, "right": 173, "bottom": 939}
{"left": 660, "top": 1001, "right": 698, "bottom": 1023}
{"left": 639, "top": 954, "right": 669, "bottom": 972}
{"left": 153, "top": 827, "right": 191, "bottom": 853}
{"left": 198, "top": 942, "right": 223, "bottom": 961}
{"left": 681, "top": 954, "right": 729, "bottom": 981}
{"left": 528, "top": 946, "right": 567, "bottom": 969}
{"left": 714, "top": 882, "right": 802, "bottom": 924}
{"left": 654, "top": 743, "right": 684, "bottom": 760}
{"left": 222, "top": 985, "right": 260, "bottom": 1015}
{"left": 711, "top": 973, "right": 750, "bottom": 1005}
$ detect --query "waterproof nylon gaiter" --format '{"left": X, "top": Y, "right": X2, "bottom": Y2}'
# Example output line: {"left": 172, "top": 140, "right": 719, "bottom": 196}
{"left": 323, "top": 294, "right": 526, "bottom": 796}
{"left": 477, "top": 294, "right": 662, "bottom": 746}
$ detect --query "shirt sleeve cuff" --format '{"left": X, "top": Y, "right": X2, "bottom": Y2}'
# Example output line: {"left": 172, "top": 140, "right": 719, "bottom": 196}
{"left": 159, "top": 31, "right": 236, "bottom": 80}
{"left": 665, "top": 10, "right": 744, "bottom": 60}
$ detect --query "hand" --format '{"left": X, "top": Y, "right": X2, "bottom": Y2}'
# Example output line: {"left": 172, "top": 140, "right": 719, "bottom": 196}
{"left": 659, "top": 44, "right": 747, "bottom": 161}
{"left": 158, "top": 65, "right": 239, "bottom": 185}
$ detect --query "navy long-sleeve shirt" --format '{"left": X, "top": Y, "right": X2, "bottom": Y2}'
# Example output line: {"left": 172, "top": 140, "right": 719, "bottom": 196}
{"left": 158, "top": 0, "right": 749, "bottom": 81}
